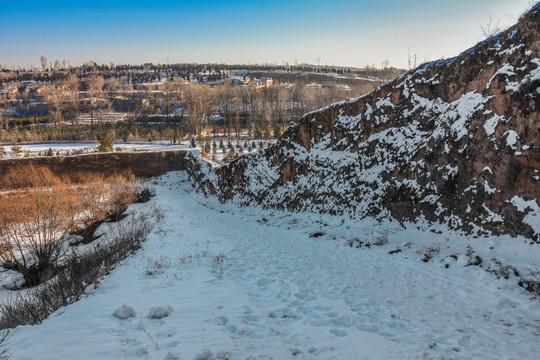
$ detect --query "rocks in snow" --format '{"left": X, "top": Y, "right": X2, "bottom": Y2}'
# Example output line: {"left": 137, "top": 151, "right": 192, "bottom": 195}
{"left": 164, "top": 352, "right": 180, "bottom": 360}
{"left": 114, "top": 304, "right": 175, "bottom": 320}
{"left": 148, "top": 305, "right": 174, "bottom": 319}
{"left": 113, "top": 304, "right": 136, "bottom": 319}
{"left": 194, "top": 349, "right": 213, "bottom": 360}
{"left": 215, "top": 350, "right": 232, "bottom": 359}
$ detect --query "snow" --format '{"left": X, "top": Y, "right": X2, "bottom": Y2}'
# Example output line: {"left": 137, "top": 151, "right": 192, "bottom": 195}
{"left": 6, "top": 172, "right": 540, "bottom": 360}
{"left": 486, "top": 64, "right": 515, "bottom": 90}
{"left": 498, "top": 44, "right": 525, "bottom": 57}
{"left": 1, "top": 140, "right": 275, "bottom": 162}
{"left": 484, "top": 114, "right": 505, "bottom": 136}
{"left": 482, "top": 166, "right": 493, "bottom": 174}
{"left": 482, "top": 204, "right": 504, "bottom": 223}
{"left": 113, "top": 305, "right": 137, "bottom": 320}
{"left": 507, "top": 29, "right": 518, "bottom": 40}
{"left": 513, "top": 59, "right": 540, "bottom": 92}
{"left": 1, "top": 142, "right": 188, "bottom": 159}
{"left": 510, "top": 196, "right": 540, "bottom": 235}
{"left": 148, "top": 305, "right": 174, "bottom": 319}
{"left": 483, "top": 180, "right": 497, "bottom": 194}
{"left": 449, "top": 91, "right": 486, "bottom": 141}
{"left": 505, "top": 130, "right": 519, "bottom": 149}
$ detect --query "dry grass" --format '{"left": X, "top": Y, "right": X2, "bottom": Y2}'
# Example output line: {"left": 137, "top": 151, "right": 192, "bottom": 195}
{"left": 0, "top": 165, "right": 139, "bottom": 287}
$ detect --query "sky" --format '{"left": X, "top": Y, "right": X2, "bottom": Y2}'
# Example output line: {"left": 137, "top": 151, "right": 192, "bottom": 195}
{"left": 0, "top": 0, "right": 536, "bottom": 70}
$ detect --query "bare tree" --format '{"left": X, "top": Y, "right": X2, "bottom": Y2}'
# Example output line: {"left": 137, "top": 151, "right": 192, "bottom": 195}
{"left": 233, "top": 87, "right": 244, "bottom": 137}
{"left": 0, "top": 184, "right": 74, "bottom": 287}
{"left": 40, "top": 55, "right": 47, "bottom": 72}
{"left": 160, "top": 80, "right": 175, "bottom": 120}
{"left": 277, "top": 87, "right": 291, "bottom": 128}
{"left": 87, "top": 75, "right": 106, "bottom": 124}
{"left": 262, "top": 88, "right": 277, "bottom": 134}
{"left": 480, "top": 15, "right": 503, "bottom": 38}
{"left": 65, "top": 74, "right": 80, "bottom": 124}
{"left": 0, "top": 92, "right": 9, "bottom": 131}
{"left": 45, "top": 86, "right": 65, "bottom": 125}
{"left": 182, "top": 84, "right": 213, "bottom": 135}
{"left": 53, "top": 59, "right": 61, "bottom": 70}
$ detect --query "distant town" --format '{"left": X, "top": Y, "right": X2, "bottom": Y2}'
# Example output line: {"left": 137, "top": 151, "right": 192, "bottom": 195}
{"left": 0, "top": 60, "right": 405, "bottom": 148}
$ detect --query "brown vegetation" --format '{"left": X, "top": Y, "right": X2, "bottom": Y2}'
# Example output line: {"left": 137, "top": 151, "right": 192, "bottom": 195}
{"left": 0, "top": 164, "right": 138, "bottom": 287}
{"left": 0, "top": 209, "right": 155, "bottom": 330}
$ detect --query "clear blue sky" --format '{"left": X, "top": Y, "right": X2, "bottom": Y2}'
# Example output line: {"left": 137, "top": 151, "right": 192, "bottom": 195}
{"left": 0, "top": 0, "right": 534, "bottom": 69}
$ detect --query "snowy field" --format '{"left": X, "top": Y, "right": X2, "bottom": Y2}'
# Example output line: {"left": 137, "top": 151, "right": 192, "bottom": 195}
{"left": 2, "top": 142, "right": 187, "bottom": 158}
{"left": 1, "top": 140, "right": 274, "bottom": 162}
{"left": 6, "top": 171, "right": 540, "bottom": 360}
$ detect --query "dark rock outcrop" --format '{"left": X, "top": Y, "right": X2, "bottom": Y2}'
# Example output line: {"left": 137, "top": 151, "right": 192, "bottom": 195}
{"left": 188, "top": 4, "right": 540, "bottom": 240}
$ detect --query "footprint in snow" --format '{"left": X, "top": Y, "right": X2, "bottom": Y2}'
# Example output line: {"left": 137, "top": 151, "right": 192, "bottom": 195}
{"left": 329, "top": 328, "right": 348, "bottom": 337}
{"left": 194, "top": 349, "right": 213, "bottom": 360}
{"left": 242, "top": 314, "right": 260, "bottom": 324}
{"left": 163, "top": 352, "right": 180, "bottom": 360}
{"left": 325, "top": 311, "right": 339, "bottom": 318}
{"left": 213, "top": 316, "right": 229, "bottom": 326}
{"left": 156, "top": 327, "right": 178, "bottom": 338}
{"left": 331, "top": 316, "right": 353, "bottom": 328}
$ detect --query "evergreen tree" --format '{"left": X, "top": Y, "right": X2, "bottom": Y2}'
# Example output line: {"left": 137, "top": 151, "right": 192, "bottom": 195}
{"left": 197, "top": 132, "right": 204, "bottom": 145}
{"left": 224, "top": 148, "right": 235, "bottom": 163}
{"left": 97, "top": 137, "right": 113, "bottom": 152}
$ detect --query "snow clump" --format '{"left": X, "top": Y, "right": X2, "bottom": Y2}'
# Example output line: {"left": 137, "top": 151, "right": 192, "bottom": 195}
{"left": 148, "top": 305, "right": 174, "bottom": 319}
{"left": 113, "top": 304, "right": 137, "bottom": 319}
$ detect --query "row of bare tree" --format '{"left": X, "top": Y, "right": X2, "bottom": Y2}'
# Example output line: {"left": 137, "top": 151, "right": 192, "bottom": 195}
{"left": 1, "top": 76, "right": 377, "bottom": 136}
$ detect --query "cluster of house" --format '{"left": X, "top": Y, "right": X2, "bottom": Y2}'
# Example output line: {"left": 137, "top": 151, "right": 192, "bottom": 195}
{"left": 305, "top": 82, "right": 352, "bottom": 91}
{"left": 243, "top": 76, "right": 274, "bottom": 89}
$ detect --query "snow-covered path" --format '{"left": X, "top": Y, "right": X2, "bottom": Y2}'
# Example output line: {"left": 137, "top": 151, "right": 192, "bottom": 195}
{"left": 7, "top": 172, "right": 540, "bottom": 359}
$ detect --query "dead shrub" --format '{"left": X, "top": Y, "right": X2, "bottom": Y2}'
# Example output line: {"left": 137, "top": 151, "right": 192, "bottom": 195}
{"left": 418, "top": 245, "right": 441, "bottom": 262}
{"left": 0, "top": 164, "right": 62, "bottom": 190}
{"left": 0, "top": 185, "right": 76, "bottom": 287}
{"left": 374, "top": 228, "right": 389, "bottom": 246}
{"left": 0, "top": 210, "right": 153, "bottom": 330}
{"left": 519, "top": 268, "right": 540, "bottom": 296}
{"left": 0, "top": 330, "right": 9, "bottom": 359}
{"left": 0, "top": 165, "right": 141, "bottom": 288}
{"left": 346, "top": 238, "right": 371, "bottom": 248}
{"left": 488, "top": 259, "right": 520, "bottom": 280}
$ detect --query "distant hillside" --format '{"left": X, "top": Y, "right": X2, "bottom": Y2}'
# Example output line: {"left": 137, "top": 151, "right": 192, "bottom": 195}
{"left": 188, "top": 3, "right": 540, "bottom": 240}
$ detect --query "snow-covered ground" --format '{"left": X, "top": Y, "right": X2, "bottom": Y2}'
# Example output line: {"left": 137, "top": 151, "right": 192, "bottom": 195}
{"left": 1, "top": 140, "right": 275, "bottom": 162}
{"left": 6, "top": 171, "right": 540, "bottom": 359}
{"left": 2, "top": 142, "right": 188, "bottom": 158}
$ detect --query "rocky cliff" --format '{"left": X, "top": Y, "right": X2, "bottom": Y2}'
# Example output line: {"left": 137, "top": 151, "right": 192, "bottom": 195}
{"left": 188, "top": 4, "right": 540, "bottom": 240}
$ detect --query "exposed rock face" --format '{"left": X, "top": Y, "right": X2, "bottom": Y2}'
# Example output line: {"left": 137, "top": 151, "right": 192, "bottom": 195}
{"left": 188, "top": 4, "right": 540, "bottom": 240}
